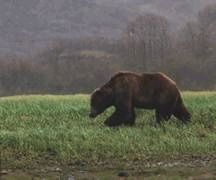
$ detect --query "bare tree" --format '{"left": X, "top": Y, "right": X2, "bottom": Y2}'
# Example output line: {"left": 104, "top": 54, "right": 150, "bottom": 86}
{"left": 168, "top": 4, "right": 216, "bottom": 89}
{"left": 121, "top": 14, "right": 171, "bottom": 71}
{"left": 197, "top": 4, "right": 216, "bottom": 59}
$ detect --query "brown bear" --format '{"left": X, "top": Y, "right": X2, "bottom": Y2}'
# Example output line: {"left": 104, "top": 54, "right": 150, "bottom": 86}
{"left": 89, "top": 71, "right": 191, "bottom": 127}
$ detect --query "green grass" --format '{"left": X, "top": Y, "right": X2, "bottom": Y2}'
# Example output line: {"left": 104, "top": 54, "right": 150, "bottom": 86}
{"left": 0, "top": 92, "right": 216, "bottom": 169}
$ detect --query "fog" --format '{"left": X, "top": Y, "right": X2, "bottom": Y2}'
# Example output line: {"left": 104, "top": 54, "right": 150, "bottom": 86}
{"left": 0, "top": 0, "right": 215, "bottom": 96}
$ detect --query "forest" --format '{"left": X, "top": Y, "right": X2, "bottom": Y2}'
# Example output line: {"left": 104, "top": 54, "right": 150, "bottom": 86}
{"left": 0, "top": 4, "right": 215, "bottom": 96}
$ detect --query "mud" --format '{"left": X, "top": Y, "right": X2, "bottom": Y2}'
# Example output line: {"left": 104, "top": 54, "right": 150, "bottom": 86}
{"left": 1, "top": 163, "right": 216, "bottom": 180}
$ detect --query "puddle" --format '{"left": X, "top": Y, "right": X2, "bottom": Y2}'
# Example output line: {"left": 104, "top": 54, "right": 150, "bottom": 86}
{"left": 1, "top": 165, "right": 216, "bottom": 180}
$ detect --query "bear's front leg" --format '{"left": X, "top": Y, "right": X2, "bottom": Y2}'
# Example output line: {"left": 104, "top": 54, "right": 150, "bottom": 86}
{"left": 104, "top": 108, "right": 135, "bottom": 127}
{"left": 155, "top": 110, "right": 163, "bottom": 126}
{"left": 104, "top": 110, "right": 124, "bottom": 127}
{"left": 123, "top": 109, "right": 136, "bottom": 126}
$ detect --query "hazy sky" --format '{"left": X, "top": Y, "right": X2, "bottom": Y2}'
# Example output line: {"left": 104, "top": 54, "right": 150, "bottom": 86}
{"left": 0, "top": 0, "right": 215, "bottom": 56}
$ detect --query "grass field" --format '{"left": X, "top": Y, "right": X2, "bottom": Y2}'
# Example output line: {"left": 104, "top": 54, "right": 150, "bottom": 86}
{"left": 0, "top": 92, "right": 216, "bottom": 170}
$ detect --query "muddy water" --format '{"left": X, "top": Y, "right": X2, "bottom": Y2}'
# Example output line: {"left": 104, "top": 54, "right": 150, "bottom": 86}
{"left": 1, "top": 165, "right": 216, "bottom": 180}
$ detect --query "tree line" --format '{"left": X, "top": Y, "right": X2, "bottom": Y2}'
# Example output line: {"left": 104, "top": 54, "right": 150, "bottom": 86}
{"left": 0, "top": 4, "right": 215, "bottom": 96}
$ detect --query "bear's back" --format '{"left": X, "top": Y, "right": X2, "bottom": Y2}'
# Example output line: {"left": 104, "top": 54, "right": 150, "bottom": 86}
{"left": 109, "top": 71, "right": 176, "bottom": 85}
{"left": 105, "top": 71, "right": 177, "bottom": 94}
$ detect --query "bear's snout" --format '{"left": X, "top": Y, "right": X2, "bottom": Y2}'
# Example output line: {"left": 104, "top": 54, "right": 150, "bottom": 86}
{"left": 89, "top": 112, "right": 96, "bottom": 118}
{"left": 89, "top": 109, "right": 98, "bottom": 118}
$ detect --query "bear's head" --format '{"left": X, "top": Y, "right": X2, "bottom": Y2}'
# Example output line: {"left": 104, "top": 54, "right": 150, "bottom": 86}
{"left": 89, "top": 87, "right": 113, "bottom": 118}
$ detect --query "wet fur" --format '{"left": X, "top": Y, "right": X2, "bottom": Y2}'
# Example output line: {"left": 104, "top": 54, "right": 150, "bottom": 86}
{"left": 90, "top": 71, "right": 191, "bottom": 127}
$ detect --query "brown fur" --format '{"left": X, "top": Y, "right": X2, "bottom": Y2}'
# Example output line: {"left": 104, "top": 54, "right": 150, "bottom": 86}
{"left": 89, "top": 71, "right": 191, "bottom": 127}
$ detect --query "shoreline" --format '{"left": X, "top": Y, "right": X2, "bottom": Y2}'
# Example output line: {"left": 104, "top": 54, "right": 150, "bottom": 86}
{"left": 1, "top": 155, "right": 216, "bottom": 179}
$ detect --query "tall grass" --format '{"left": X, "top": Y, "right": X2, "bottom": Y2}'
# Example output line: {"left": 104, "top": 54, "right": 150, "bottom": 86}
{"left": 0, "top": 92, "right": 216, "bottom": 167}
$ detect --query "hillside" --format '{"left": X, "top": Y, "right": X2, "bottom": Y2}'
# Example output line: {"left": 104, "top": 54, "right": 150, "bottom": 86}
{"left": 0, "top": 0, "right": 215, "bottom": 56}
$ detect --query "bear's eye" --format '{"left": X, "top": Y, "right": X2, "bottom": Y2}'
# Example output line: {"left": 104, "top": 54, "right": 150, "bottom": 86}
{"left": 96, "top": 90, "right": 103, "bottom": 96}
{"left": 91, "top": 95, "right": 99, "bottom": 105}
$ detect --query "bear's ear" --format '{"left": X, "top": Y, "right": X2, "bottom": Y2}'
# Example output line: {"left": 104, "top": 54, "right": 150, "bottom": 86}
{"left": 94, "top": 88, "right": 104, "bottom": 96}
{"left": 92, "top": 88, "right": 100, "bottom": 94}
{"left": 93, "top": 87, "right": 111, "bottom": 97}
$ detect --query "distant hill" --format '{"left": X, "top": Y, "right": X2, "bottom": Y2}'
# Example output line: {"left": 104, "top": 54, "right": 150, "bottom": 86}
{"left": 0, "top": 0, "right": 215, "bottom": 56}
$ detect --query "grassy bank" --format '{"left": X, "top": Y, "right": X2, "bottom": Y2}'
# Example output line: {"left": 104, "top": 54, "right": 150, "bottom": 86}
{"left": 1, "top": 92, "right": 216, "bottom": 170}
